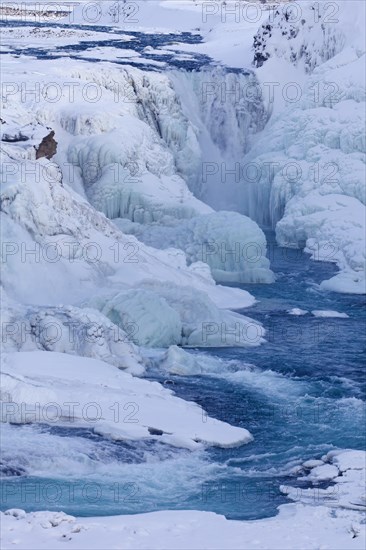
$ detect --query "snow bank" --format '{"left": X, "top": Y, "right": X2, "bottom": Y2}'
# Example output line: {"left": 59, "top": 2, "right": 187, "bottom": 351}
{"left": 0, "top": 293, "right": 144, "bottom": 374}
{"left": 1, "top": 448, "right": 365, "bottom": 549}
{"left": 283, "top": 449, "right": 366, "bottom": 512}
{"left": 0, "top": 351, "right": 253, "bottom": 450}
{"left": 242, "top": 1, "right": 366, "bottom": 293}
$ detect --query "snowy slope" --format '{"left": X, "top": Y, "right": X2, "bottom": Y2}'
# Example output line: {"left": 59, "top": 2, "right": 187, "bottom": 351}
{"left": 0, "top": 351, "right": 253, "bottom": 449}
{"left": 253, "top": 0, "right": 365, "bottom": 71}
{"left": 1, "top": 55, "right": 274, "bottom": 285}
{"left": 0, "top": 3, "right": 365, "bottom": 549}
{"left": 3, "top": 2, "right": 363, "bottom": 292}
{"left": 0, "top": 133, "right": 263, "bottom": 347}
{"left": 243, "top": 1, "right": 366, "bottom": 293}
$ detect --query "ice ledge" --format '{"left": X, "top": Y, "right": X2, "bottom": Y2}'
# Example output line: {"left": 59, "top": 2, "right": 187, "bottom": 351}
{"left": 0, "top": 351, "right": 252, "bottom": 451}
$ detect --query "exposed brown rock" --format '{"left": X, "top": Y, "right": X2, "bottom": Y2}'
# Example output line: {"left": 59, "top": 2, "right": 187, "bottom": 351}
{"left": 36, "top": 130, "right": 58, "bottom": 160}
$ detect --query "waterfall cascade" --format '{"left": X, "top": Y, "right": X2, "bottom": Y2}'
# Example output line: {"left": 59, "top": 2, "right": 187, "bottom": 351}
{"left": 170, "top": 67, "right": 269, "bottom": 210}
{"left": 60, "top": 64, "right": 274, "bottom": 285}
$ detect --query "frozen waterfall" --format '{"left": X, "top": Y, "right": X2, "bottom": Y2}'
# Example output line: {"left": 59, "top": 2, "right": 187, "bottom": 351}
{"left": 63, "top": 64, "right": 274, "bottom": 285}
{"left": 170, "top": 67, "right": 268, "bottom": 209}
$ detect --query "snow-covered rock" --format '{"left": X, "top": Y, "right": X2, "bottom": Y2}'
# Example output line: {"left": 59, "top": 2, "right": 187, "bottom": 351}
{"left": 0, "top": 351, "right": 253, "bottom": 450}
{"left": 0, "top": 293, "right": 144, "bottom": 374}
{"left": 288, "top": 308, "right": 308, "bottom": 316}
{"left": 283, "top": 449, "right": 366, "bottom": 512}
{"left": 242, "top": 1, "right": 366, "bottom": 293}
{"left": 253, "top": 1, "right": 365, "bottom": 73}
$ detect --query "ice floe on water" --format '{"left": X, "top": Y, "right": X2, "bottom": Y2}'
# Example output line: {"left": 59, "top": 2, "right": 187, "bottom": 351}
{"left": 287, "top": 308, "right": 308, "bottom": 316}
{"left": 311, "top": 309, "right": 350, "bottom": 318}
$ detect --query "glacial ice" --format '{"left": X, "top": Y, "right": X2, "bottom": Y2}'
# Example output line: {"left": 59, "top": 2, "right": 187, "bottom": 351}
{"left": 67, "top": 117, "right": 209, "bottom": 223}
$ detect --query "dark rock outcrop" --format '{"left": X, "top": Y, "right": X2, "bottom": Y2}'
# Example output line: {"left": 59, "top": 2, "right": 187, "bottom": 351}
{"left": 35, "top": 130, "right": 58, "bottom": 160}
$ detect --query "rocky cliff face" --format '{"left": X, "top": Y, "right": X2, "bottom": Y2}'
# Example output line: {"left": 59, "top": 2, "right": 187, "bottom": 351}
{"left": 253, "top": 1, "right": 351, "bottom": 72}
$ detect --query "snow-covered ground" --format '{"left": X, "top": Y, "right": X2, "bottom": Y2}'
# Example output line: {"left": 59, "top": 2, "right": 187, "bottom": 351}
{"left": 1, "top": 53, "right": 267, "bottom": 347}
{"left": 0, "top": 351, "right": 252, "bottom": 449}
{"left": 60, "top": 0, "right": 365, "bottom": 294}
{"left": 1, "top": 1, "right": 365, "bottom": 548}
{"left": 1, "top": 450, "right": 365, "bottom": 549}
{"left": 242, "top": 1, "right": 366, "bottom": 293}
